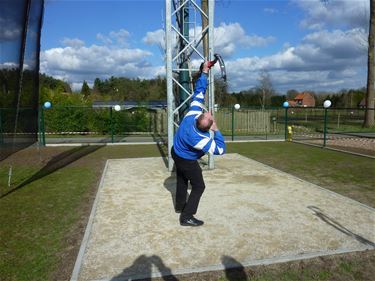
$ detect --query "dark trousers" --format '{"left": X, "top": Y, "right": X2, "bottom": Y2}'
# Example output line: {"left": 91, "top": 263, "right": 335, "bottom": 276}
{"left": 171, "top": 147, "right": 205, "bottom": 220}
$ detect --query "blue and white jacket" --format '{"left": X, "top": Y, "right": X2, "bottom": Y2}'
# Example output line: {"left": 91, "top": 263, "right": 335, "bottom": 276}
{"left": 173, "top": 73, "right": 226, "bottom": 160}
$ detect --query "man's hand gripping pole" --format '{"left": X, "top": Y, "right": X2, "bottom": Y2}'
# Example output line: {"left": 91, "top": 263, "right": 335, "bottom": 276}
{"left": 207, "top": 54, "right": 227, "bottom": 82}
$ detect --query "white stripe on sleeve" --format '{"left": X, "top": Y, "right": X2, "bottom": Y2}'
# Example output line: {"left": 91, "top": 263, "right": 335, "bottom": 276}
{"left": 196, "top": 92, "right": 204, "bottom": 99}
{"left": 208, "top": 140, "right": 216, "bottom": 154}
{"left": 190, "top": 101, "right": 204, "bottom": 108}
{"left": 185, "top": 110, "right": 202, "bottom": 117}
{"left": 194, "top": 137, "right": 210, "bottom": 150}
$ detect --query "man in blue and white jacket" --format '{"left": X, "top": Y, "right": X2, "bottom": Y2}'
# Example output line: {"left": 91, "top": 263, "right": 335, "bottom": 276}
{"left": 172, "top": 61, "right": 226, "bottom": 227}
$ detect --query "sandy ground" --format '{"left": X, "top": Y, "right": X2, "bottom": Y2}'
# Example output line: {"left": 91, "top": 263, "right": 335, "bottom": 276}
{"left": 71, "top": 154, "right": 375, "bottom": 281}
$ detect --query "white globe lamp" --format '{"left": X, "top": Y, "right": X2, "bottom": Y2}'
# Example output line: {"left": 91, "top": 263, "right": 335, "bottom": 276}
{"left": 323, "top": 100, "right": 332, "bottom": 108}
{"left": 43, "top": 101, "right": 52, "bottom": 109}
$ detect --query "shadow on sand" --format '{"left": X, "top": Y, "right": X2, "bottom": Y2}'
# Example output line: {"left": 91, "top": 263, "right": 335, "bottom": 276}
{"left": 163, "top": 174, "right": 177, "bottom": 211}
{"left": 110, "top": 255, "right": 179, "bottom": 281}
{"left": 308, "top": 206, "right": 375, "bottom": 247}
{"left": 110, "top": 254, "right": 249, "bottom": 281}
{"left": 221, "top": 255, "right": 248, "bottom": 281}
{"left": 163, "top": 173, "right": 192, "bottom": 213}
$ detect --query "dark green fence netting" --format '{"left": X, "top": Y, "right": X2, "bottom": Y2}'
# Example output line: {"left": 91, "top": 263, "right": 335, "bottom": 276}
{"left": 0, "top": 0, "right": 44, "bottom": 160}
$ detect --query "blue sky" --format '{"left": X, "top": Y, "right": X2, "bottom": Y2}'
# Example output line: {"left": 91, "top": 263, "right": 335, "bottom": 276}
{"left": 39, "top": 0, "right": 370, "bottom": 94}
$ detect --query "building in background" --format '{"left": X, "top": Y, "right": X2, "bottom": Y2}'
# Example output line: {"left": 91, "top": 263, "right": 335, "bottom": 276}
{"left": 288, "top": 92, "right": 316, "bottom": 107}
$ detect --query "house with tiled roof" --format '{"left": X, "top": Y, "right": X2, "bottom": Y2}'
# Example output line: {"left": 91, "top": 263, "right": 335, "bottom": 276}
{"left": 288, "top": 92, "right": 315, "bottom": 107}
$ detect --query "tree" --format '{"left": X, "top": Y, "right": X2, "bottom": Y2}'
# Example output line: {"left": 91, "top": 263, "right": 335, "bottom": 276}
{"left": 364, "top": 0, "right": 375, "bottom": 127}
{"left": 93, "top": 78, "right": 102, "bottom": 94}
{"left": 286, "top": 89, "right": 299, "bottom": 100}
{"left": 81, "top": 80, "right": 91, "bottom": 99}
{"left": 214, "top": 79, "right": 228, "bottom": 105}
{"left": 39, "top": 73, "right": 71, "bottom": 93}
{"left": 256, "top": 70, "right": 274, "bottom": 109}
{"left": 270, "top": 95, "right": 286, "bottom": 107}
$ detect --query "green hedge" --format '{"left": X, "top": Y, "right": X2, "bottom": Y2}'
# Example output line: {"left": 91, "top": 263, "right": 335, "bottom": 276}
{"left": 43, "top": 107, "right": 152, "bottom": 134}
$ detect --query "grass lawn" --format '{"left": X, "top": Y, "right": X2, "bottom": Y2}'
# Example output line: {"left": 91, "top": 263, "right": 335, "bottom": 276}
{"left": 0, "top": 142, "right": 374, "bottom": 281}
{"left": 227, "top": 142, "right": 375, "bottom": 207}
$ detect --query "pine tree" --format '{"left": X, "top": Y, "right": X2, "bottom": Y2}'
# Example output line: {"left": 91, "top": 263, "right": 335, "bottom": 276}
{"left": 81, "top": 80, "right": 91, "bottom": 99}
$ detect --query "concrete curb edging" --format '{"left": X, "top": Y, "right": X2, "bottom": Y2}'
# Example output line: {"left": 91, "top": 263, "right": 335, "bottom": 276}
{"left": 91, "top": 247, "right": 374, "bottom": 281}
{"left": 70, "top": 160, "right": 110, "bottom": 281}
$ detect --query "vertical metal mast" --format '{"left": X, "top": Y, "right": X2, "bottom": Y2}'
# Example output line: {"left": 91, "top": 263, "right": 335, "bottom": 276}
{"left": 165, "top": 0, "right": 215, "bottom": 171}
{"left": 208, "top": 0, "right": 215, "bottom": 169}
{"left": 165, "top": 0, "right": 173, "bottom": 172}
{"left": 178, "top": 1, "right": 190, "bottom": 118}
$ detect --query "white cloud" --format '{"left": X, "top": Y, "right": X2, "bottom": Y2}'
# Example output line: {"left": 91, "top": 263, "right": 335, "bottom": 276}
{"left": 61, "top": 38, "right": 85, "bottom": 48}
{"left": 41, "top": 42, "right": 163, "bottom": 86}
{"left": 214, "top": 22, "right": 276, "bottom": 56}
{"left": 0, "top": 62, "right": 18, "bottom": 69}
{"left": 0, "top": 25, "right": 21, "bottom": 42}
{"left": 227, "top": 62, "right": 364, "bottom": 93}
{"left": 257, "top": 28, "right": 366, "bottom": 72}
{"left": 293, "top": 0, "right": 369, "bottom": 30}
{"left": 40, "top": 28, "right": 168, "bottom": 87}
{"left": 234, "top": 0, "right": 366, "bottom": 92}
{"left": 301, "top": 28, "right": 367, "bottom": 59}
{"left": 109, "top": 29, "right": 130, "bottom": 46}
{"left": 143, "top": 22, "right": 275, "bottom": 58}
{"left": 40, "top": 10, "right": 367, "bottom": 95}
{"left": 71, "top": 82, "right": 85, "bottom": 91}
{"left": 0, "top": 10, "right": 22, "bottom": 42}
{"left": 96, "top": 29, "right": 130, "bottom": 46}
{"left": 42, "top": 45, "right": 152, "bottom": 72}
{"left": 96, "top": 33, "right": 113, "bottom": 45}
{"left": 143, "top": 29, "right": 165, "bottom": 47}
{"left": 224, "top": 27, "right": 367, "bottom": 92}
{"left": 264, "top": 8, "right": 278, "bottom": 14}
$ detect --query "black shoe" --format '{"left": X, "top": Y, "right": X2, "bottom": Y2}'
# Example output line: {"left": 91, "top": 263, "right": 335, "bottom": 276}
{"left": 180, "top": 217, "right": 204, "bottom": 226}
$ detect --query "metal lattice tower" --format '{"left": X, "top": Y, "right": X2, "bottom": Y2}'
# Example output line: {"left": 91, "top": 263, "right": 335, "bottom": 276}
{"left": 165, "top": 0, "right": 215, "bottom": 171}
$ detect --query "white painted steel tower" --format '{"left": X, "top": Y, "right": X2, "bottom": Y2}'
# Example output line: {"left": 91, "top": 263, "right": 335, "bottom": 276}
{"left": 165, "top": 0, "right": 215, "bottom": 171}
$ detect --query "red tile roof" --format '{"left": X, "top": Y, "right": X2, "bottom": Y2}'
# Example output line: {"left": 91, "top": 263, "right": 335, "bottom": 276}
{"left": 294, "top": 93, "right": 305, "bottom": 100}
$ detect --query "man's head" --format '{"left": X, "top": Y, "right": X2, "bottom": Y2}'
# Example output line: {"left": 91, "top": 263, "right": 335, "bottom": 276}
{"left": 196, "top": 112, "right": 213, "bottom": 132}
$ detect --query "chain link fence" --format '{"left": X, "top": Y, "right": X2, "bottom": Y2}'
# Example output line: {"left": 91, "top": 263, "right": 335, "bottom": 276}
{"left": 215, "top": 107, "right": 285, "bottom": 141}
{"left": 35, "top": 106, "right": 286, "bottom": 144}
{"left": 286, "top": 107, "right": 375, "bottom": 157}
{"left": 2, "top": 105, "right": 373, "bottom": 157}
{"left": 37, "top": 106, "right": 168, "bottom": 144}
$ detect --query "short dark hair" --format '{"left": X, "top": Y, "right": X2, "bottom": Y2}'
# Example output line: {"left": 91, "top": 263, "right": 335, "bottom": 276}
{"left": 196, "top": 114, "right": 213, "bottom": 132}
{"left": 199, "top": 62, "right": 204, "bottom": 73}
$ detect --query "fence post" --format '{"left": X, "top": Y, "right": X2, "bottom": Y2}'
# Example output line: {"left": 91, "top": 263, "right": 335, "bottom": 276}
{"left": 322, "top": 100, "right": 332, "bottom": 147}
{"left": 110, "top": 107, "right": 114, "bottom": 143}
{"left": 41, "top": 106, "right": 46, "bottom": 146}
{"left": 282, "top": 102, "right": 289, "bottom": 141}
{"left": 38, "top": 105, "right": 41, "bottom": 145}
{"left": 284, "top": 107, "right": 288, "bottom": 141}
{"left": 323, "top": 108, "right": 328, "bottom": 147}
{"left": 0, "top": 108, "right": 3, "bottom": 144}
{"left": 231, "top": 106, "right": 234, "bottom": 141}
